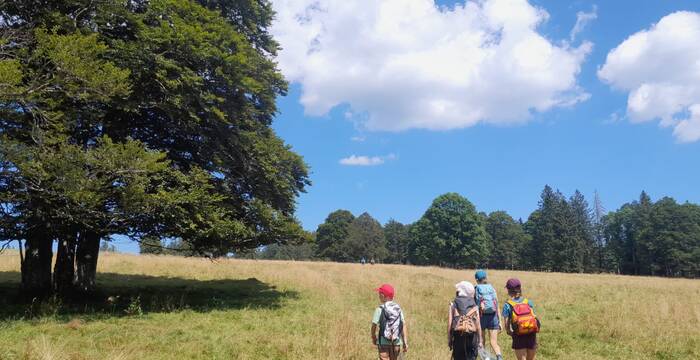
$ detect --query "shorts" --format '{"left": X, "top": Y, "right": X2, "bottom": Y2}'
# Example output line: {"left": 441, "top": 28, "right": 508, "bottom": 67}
{"left": 480, "top": 312, "right": 500, "bottom": 330}
{"left": 378, "top": 345, "right": 401, "bottom": 360}
{"left": 511, "top": 333, "right": 537, "bottom": 350}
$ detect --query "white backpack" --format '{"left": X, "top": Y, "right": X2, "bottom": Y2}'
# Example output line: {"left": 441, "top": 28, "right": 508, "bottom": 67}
{"left": 379, "top": 302, "right": 403, "bottom": 342}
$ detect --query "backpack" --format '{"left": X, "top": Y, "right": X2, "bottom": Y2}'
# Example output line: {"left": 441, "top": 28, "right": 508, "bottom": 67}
{"left": 507, "top": 298, "right": 540, "bottom": 335}
{"left": 475, "top": 284, "right": 498, "bottom": 314}
{"left": 379, "top": 302, "right": 403, "bottom": 343}
{"left": 452, "top": 302, "right": 479, "bottom": 334}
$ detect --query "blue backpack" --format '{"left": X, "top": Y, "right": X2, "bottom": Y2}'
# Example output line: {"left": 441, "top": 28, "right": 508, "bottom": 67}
{"left": 475, "top": 284, "right": 498, "bottom": 314}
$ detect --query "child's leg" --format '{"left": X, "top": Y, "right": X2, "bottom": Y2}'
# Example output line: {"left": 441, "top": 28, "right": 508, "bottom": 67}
{"left": 526, "top": 348, "right": 536, "bottom": 360}
{"left": 489, "top": 329, "right": 502, "bottom": 355}
{"left": 514, "top": 349, "right": 528, "bottom": 360}
{"left": 377, "top": 345, "right": 400, "bottom": 360}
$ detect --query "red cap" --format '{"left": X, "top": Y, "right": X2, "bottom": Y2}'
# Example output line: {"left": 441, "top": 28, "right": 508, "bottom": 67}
{"left": 376, "top": 284, "right": 395, "bottom": 299}
{"left": 505, "top": 278, "right": 521, "bottom": 289}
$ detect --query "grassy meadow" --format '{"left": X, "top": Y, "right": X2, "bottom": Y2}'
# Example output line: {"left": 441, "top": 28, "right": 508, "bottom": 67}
{"left": 1, "top": 251, "right": 699, "bottom": 360}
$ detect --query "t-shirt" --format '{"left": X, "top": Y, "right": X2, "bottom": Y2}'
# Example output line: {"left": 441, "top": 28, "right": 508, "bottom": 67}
{"left": 372, "top": 302, "right": 405, "bottom": 346}
{"left": 501, "top": 297, "right": 535, "bottom": 319}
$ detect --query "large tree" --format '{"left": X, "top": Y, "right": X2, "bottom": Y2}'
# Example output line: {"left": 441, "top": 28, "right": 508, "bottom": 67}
{"left": 0, "top": 0, "right": 309, "bottom": 297}
{"left": 345, "top": 212, "right": 387, "bottom": 262}
{"left": 568, "top": 190, "right": 595, "bottom": 273}
{"left": 408, "top": 193, "right": 490, "bottom": 268}
{"left": 315, "top": 210, "right": 355, "bottom": 261}
{"left": 485, "top": 211, "right": 530, "bottom": 270}
{"left": 384, "top": 219, "right": 409, "bottom": 264}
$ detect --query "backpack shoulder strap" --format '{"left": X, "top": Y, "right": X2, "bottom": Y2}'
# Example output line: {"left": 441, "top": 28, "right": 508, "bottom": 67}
{"left": 378, "top": 305, "right": 387, "bottom": 335}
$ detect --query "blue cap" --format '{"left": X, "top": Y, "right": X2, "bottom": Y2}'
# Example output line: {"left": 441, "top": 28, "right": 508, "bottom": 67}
{"left": 475, "top": 270, "right": 487, "bottom": 281}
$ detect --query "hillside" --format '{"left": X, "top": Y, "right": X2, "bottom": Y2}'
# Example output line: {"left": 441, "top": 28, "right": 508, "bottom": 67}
{"left": 0, "top": 252, "right": 698, "bottom": 359}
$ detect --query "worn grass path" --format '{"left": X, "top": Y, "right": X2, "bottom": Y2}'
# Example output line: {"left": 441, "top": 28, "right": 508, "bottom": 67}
{"left": 0, "top": 252, "right": 698, "bottom": 359}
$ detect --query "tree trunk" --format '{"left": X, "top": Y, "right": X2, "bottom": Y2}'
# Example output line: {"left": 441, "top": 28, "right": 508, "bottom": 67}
{"left": 21, "top": 223, "right": 53, "bottom": 298}
{"left": 53, "top": 229, "right": 78, "bottom": 296}
{"left": 75, "top": 231, "right": 101, "bottom": 293}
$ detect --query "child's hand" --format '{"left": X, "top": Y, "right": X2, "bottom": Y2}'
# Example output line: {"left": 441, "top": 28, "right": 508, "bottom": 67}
{"left": 403, "top": 343, "right": 408, "bottom": 353}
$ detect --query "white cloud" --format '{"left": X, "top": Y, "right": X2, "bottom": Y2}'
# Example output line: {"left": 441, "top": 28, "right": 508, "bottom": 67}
{"left": 350, "top": 136, "right": 366, "bottom": 142}
{"left": 599, "top": 11, "right": 700, "bottom": 143}
{"left": 339, "top": 153, "right": 395, "bottom": 166}
{"left": 271, "top": 0, "right": 592, "bottom": 131}
{"left": 570, "top": 5, "right": 597, "bottom": 42}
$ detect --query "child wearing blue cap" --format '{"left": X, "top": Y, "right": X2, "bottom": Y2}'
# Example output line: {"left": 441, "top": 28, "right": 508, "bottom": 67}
{"left": 475, "top": 270, "right": 503, "bottom": 360}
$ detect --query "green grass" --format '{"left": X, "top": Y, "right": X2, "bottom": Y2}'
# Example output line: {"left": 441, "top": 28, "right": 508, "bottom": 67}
{"left": 0, "top": 252, "right": 698, "bottom": 359}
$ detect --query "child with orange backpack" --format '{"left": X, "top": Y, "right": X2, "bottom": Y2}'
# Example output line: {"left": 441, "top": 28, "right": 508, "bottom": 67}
{"left": 502, "top": 278, "right": 540, "bottom": 360}
{"left": 447, "top": 281, "right": 483, "bottom": 360}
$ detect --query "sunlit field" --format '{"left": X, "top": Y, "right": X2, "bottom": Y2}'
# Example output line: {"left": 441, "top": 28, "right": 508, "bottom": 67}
{"left": 1, "top": 251, "right": 698, "bottom": 360}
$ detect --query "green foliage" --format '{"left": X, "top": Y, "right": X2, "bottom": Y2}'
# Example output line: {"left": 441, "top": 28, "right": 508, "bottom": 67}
{"left": 315, "top": 210, "right": 355, "bottom": 261}
{"left": 345, "top": 212, "right": 387, "bottom": 262}
{"left": 605, "top": 193, "right": 700, "bottom": 277}
{"left": 255, "top": 241, "right": 318, "bottom": 261}
{"left": 485, "top": 211, "right": 530, "bottom": 270}
{"left": 314, "top": 210, "right": 389, "bottom": 262}
{"left": 1, "top": 0, "right": 310, "bottom": 296}
{"left": 408, "top": 193, "right": 490, "bottom": 268}
{"left": 384, "top": 220, "right": 409, "bottom": 264}
{"left": 524, "top": 187, "right": 596, "bottom": 273}
{"left": 139, "top": 237, "right": 165, "bottom": 255}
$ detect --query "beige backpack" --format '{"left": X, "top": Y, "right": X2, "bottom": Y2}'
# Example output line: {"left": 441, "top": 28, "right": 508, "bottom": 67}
{"left": 453, "top": 305, "right": 478, "bottom": 334}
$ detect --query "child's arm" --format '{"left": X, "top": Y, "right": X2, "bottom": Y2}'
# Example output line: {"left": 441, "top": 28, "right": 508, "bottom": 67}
{"left": 447, "top": 305, "right": 453, "bottom": 348}
{"left": 402, "top": 321, "right": 408, "bottom": 352}
{"left": 476, "top": 311, "right": 483, "bottom": 348}
{"left": 371, "top": 323, "right": 378, "bottom": 345}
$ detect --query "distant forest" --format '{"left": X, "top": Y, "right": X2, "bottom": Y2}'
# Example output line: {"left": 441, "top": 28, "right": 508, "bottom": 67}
{"left": 147, "top": 186, "right": 700, "bottom": 278}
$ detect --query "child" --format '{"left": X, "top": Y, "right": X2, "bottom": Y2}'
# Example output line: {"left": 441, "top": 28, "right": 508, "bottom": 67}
{"left": 502, "top": 278, "right": 539, "bottom": 360}
{"left": 371, "top": 284, "right": 408, "bottom": 360}
{"left": 474, "top": 270, "right": 503, "bottom": 360}
{"left": 448, "top": 281, "right": 482, "bottom": 360}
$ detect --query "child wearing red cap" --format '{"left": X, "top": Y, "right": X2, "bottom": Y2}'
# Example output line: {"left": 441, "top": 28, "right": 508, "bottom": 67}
{"left": 502, "top": 278, "right": 539, "bottom": 360}
{"left": 371, "top": 284, "right": 408, "bottom": 360}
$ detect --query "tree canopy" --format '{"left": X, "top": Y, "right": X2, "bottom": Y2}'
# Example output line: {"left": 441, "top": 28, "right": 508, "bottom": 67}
{"left": 0, "top": 0, "right": 309, "bottom": 297}
{"left": 409, "top": 193, "right": 490, "bottom": 268}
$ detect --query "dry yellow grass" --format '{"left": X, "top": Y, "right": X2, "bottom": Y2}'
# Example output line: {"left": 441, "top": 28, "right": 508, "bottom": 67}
{"left": 0, "top": 251, "right": 698, "bottom": 359}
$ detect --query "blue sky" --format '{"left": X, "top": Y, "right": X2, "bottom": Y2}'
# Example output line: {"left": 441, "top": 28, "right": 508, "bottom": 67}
{"left": 112, "top": 1, "right": 700, "bottom": 252}
{"left": 270, "top": 0, "right": 700, "bottom": 231}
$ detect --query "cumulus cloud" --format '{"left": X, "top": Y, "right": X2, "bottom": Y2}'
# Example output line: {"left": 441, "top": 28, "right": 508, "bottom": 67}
{"left": 271, "top": 0, "right": 592, "bottom": 131}
{"left": 339, "top": 153, "right": 395, "bottom": 166}
{"left": 570, "top": 5, "right": 597, "bottom": 42}
{"left": 599, "top": 11, "right": 700, "bottom": 143}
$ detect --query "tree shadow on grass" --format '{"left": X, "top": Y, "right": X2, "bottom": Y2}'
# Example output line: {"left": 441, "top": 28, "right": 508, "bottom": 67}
{"left": 0, "top": 271, "right": 298, "bottom": 321}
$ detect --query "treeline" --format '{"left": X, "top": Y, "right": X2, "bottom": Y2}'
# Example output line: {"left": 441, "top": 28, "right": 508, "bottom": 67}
{"left": 244, "top": 187, "right": 699, "bottom": 278}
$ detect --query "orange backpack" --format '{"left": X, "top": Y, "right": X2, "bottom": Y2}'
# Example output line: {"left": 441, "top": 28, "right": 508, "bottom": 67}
{"left": 453, "top": 306, "right": 479, "bottom": 334}
{"left": 507, "top": 298, "right": 540, "bottom": 335}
